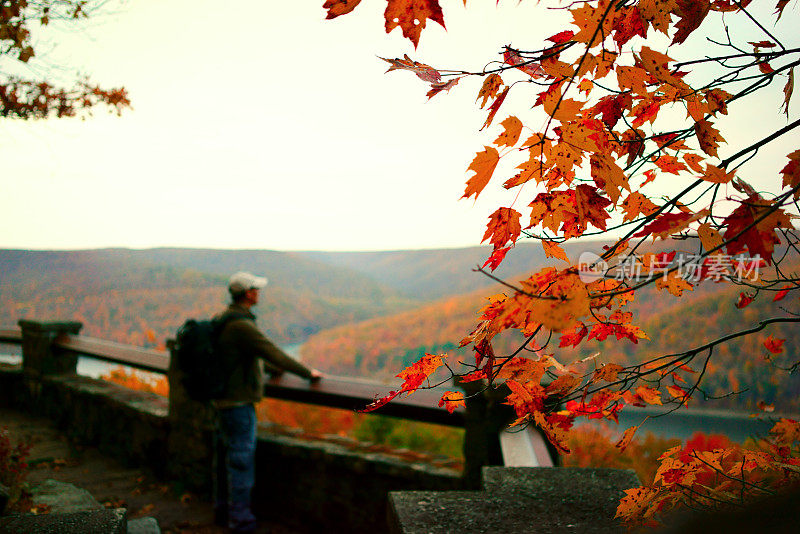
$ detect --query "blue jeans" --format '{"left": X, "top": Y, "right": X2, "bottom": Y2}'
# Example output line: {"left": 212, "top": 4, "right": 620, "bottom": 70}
{"left": 215, "top": 404, "right": 257, "bottom": 532}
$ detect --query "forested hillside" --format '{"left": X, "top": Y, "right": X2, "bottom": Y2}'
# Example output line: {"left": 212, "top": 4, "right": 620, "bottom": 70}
{"left": 4, "top": 246, "right": 796, "bottom": 412}
{"left": 0, "top": 249, "right": 416, "bottom": 346}
{"left": 301, "top": 273, "right": 800, "bottom": 412}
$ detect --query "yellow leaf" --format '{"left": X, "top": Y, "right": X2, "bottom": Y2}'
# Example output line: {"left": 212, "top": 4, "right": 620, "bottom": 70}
{"left": 438, "top": 391, "right": 466, "bottom": 413}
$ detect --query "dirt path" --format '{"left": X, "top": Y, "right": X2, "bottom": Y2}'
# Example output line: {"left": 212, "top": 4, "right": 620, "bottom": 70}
{"left": 1, "top": 407, "right": 298, "bottom": 533}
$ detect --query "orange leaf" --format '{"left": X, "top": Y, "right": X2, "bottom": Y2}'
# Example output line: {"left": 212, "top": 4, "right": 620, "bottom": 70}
{"left": 503, "top": 47, "right": 546, "bottom": 78}
{"left": 438, "top": 391, "right": 466, "bottom": 413}
{"left": 652, "top": 154, "right": 686, "bottom": 175}
{"left": 723, "top": 194, "right": 793, "bottom": 264}
{"left": 542, "top": 89, "right": 583, "bottom": 122}
{"left": 783, "top": 68, "right": 794, "bottom": 116}
{"left": 615, "top": 486, "right": 660, "bottom": 521}
{"left": 697, "top": 222, "right": 724, "bottom": 251}
{"left": 700, "top": 163, "right": 735, "bottom": 183}
{"left": 477, "top": 74, "right": 502, "bottom": 108}
{"left": 590, "top": 154, "right": 630, "bottom": 204}
{"left": 533, "top": 411, "right": 570, "bottom": 453}
{"left": 683, "top": 153, "right": 705, "bottom": 173}
{"left": 482, "top": 87, "right": 510, "bottom": 130}
{"left": 780, "top": 149, "right": 800, "bottom": 197}
{"left": 361, "top": 353, "right": 444, "bottom": 412}
{"left": 494, "top": 116, "right": 523, "bottom": 147}
{"left": 542, "top": 240, "right": 569, "bottom": 263}
{"left": 323, "top": 0, "right": 362, "bottom": 19}
{"left": 637, "top": 0, "right": 678, "bottom": 34}
{"left": 426, "top": 77, "right": 460, "bottom": 100}
{"left": 635, "top": 385, "right": 662, "bottom": 405}
{"left": 616, "top": 425, "right": 639, "bottom": 451}
{"left": 672, "top": 0, "right": 710, "bottom": 44}
{"left": 483, "top": 246, "right": 511, "bottom": 271}
{"left": 695, "top": 119, "right": 724, "bottom": 157}
{"left": 545, "top": 373, "right": 580, "bottom": 396}
{"left": 656, "top": 271, "right": 694, "bottom": 296}
{"left": 621, "top": 192, "right": 658, "bottom": 222}
{"left": 638, "top": 46, "right": 675, "bottom": 84}
{"left": 667, "top": 385, "right": 688, "bottom": 399}
{"left": 463, "top": 146, "right": 500, "bottom": 200}
{"left": 634, "top": 210, "right": 708, "bottom": 240}
{"left": 593, "top": 363, "right": 624, "bottom": 383}
{"left": 384, "top": 0, "right": 445, "bottom": 49}
{"left": 575, "top": 184, "right": 612, "bottom": 234}
{"left": 482, "top": 207, "right": 522, "bottom": 250}
{"left": 380, "top": 54, "right": 441, "bottom": 83}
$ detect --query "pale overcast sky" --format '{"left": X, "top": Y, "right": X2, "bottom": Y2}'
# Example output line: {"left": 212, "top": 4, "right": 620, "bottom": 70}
{"left": 0, "top": 1, "right": 796, "bottom": 252}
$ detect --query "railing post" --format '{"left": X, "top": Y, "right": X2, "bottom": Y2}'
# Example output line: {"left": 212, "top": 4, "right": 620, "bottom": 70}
{"left": 457, "top": 378, "right": 514, "bottom": 489}
{"left": 18, "top": 320, "right": 82, "bottom": 404}
{"left": 165, "top": 340, "right": 216, "bottom": 493}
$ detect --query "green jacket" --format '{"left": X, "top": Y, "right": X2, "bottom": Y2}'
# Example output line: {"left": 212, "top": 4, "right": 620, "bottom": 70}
{"left": 215, "top": 304, "right": 312, "bottom": 406}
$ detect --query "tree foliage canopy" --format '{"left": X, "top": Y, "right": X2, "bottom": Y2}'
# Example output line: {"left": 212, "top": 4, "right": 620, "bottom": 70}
{"left": 325, "top": 0, "right": 800, "bottom": 525}
{"left": 0, "top": 0, "right": 130, "bottom": 119}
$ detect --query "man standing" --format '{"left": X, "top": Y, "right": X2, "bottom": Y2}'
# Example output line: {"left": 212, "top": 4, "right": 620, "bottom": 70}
{"left": 214, "top": 271, "right": 322, "bottom": 534}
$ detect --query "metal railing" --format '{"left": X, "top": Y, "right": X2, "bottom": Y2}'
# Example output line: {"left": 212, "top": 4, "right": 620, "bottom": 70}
{"left": 0, "top": 328, "right": 22, "bottom": 344}
{"left": 0, "top": 326, "right": 464, "bottom": 425}
{"left": 0, "top": 325, "right": 552, "bottom": 466}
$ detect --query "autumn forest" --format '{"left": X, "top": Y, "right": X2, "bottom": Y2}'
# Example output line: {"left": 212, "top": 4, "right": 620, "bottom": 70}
{"left": 2, "top": 244, "right": 796, "bottom": 412}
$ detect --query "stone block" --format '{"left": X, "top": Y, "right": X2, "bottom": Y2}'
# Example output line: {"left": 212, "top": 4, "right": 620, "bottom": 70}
{"left": 127, "top": 516, "right": 161, "bottom": 534}
{"left": 30, "top": 479, "right": 102, "bottom": 514}
{"left": 0, "top": 508, "right": 126, "bottom": 533}
{"left": 388, "top": 467, "right": 640, "bottom": 534}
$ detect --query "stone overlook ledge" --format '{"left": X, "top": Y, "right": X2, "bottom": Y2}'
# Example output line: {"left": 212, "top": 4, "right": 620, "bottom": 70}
{"left": 389, "top": 467, "right": 638, "bottom": 534}
{"left": 1, "top": 320, "right": 646, "bottom": 533}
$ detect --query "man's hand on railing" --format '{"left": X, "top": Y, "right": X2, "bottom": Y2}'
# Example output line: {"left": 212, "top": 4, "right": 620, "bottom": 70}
{"left": 309, "top": 369, "right": 323, "bottom": 383}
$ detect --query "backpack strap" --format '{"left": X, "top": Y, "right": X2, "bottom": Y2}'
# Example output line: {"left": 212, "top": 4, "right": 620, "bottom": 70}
{"left": 212, "top": 310, "right": 253, "bottom": 337}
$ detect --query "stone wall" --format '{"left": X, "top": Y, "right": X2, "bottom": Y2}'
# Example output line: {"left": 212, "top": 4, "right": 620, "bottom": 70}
{"left": 254, "top": 430, "right": 461, "bottom": 533}
{"left": 0, "top": 364, "right": 461, "bottom": 533}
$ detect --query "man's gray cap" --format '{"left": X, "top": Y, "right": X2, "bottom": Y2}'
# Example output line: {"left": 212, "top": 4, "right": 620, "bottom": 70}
{"left": 228, "top": 271, "right": 268, "bottom": 293}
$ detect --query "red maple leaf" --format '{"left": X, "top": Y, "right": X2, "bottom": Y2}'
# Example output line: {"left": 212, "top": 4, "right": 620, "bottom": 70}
{"left": 360, "top": 353, "right": 444, "bottom": 412}
{"left": 764, "top": 335, "right": 786, "bottom": 354}
{"left": 613, "top": 6, "right": 647, "bottom": 48}
{"left": 483, "top": 246, "right": 511, "bottom": 272}
{"left": 735, "top": 292, "right": 754, "bottom": 309}
{"left": 592, "top": 93, "right": 632, "bottom": 128}
{"left": 503, "top": 47, "right": 547, "bottom": 78}
{"left": 723, "top": 194, "right": 792, "bottom": 264}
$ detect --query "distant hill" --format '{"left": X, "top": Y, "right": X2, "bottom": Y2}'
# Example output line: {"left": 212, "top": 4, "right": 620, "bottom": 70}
{"left": 301, "top": 267, "right": 800, "bottom": 412}
{"left": 298, "top": 240, "right": 608, "bottom": 300}
{"left": 0, "top": 248, "right": 417, "bottom": 346}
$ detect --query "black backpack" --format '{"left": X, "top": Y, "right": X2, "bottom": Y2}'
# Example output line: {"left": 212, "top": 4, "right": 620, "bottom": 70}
{"left": 173, "top": 313, "right": 248, "bottom": 401}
